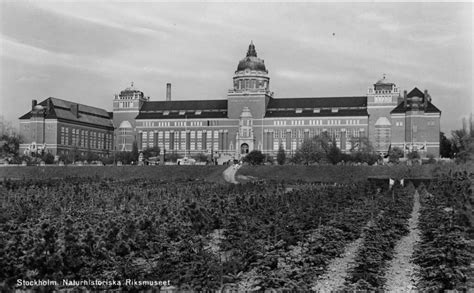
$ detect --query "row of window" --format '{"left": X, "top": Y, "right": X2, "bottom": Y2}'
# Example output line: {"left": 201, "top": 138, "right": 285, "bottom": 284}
{"left": 394, "top": 121, "right": 436, "bottom": 127}
{"left": 60, "top": 127, "right": 112, "bottom": 150}
{"left": 137, "top": 120, "right": 219, "bottom": 127}
{"left": 139, "top": 130, "right": 227, "bottom": 151}
{"left": 58, "top": 150, "right": 109, "bottom": 157}
{"left": 137, "top": 119, "right": 369, "bottom": 128}
{"left": 116, "top": 93, "right": 141, "bottom": 100}
{"left": 263, "top": 132, "right": 356, "bottom": 151}
{"left": 118, "top": 101, "right": 134, "bottom": 108}
{"left": 137, "top": 128, "right": 366, "bottom": 152}
{"left": 234, "top": 79, "right": 268, "bottom": 90}
{"left": 274, "top": 119, "right": 362, "bottom": 126}
{"left": 267, "top": 128, "right": 364, "bottom": 140}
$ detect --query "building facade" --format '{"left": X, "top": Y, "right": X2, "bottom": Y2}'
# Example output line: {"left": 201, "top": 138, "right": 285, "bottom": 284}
{"left": 114, "top": 42, "right": 441, "bottom": 159}
{"left": 19, "top": 98, "right": 115, "bottom": 158}
{"left": 20, "top": 42, "right": 441, "bottom": 161}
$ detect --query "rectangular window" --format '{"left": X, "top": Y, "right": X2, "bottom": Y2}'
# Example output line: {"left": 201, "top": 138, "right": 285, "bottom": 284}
{"left": 187, "top": 132, "right": 191, "bottom": 151}
{"left": 148, "top": 132, "right": 154, "bottom": 148}
{"left": 169, "top": 132, "right": 175, "bottom": 150}
{"left": 164, "top": 131, "right": 169, "bottom": 149}
{"left": 180, "top": 131, "right": 186, "bottom": 150}
{"left": 190, "top": 131, "right": 196, "bottom": 151}
{"left": 274, "top": 141, "right": 279, "bottom": 151}
{"left": 142, "top": 132, "right": 148, "bottom": 149}
{"left": 202, "top": 131, "right": 207, "bottom": 151}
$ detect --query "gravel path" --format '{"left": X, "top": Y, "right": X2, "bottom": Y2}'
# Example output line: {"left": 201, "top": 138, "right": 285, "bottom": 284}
{"left": 383, "top": 190, "right": 421, "bottom": 292}
{"left": 311, "top": 221, "right": 373, "bottom": 292}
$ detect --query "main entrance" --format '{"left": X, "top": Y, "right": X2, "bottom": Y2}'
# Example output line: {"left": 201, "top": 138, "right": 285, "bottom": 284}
{"left": 240, "top": 143, "right": 249, "bottom": 154}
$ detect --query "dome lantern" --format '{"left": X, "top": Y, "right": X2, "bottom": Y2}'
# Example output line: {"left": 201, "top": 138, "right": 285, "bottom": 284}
{"left": 246, "top": 41, "right": 257, "bottom": 57}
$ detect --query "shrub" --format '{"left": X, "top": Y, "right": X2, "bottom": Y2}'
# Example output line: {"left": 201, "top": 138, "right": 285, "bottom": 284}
{"left": 166, "top": 152, "right": 182, "bottom": 162}
{"left": 276, "top": 145, "right": 286, "bottom": 165}
{"left": 192, "top": 153, "right": 209, "bottom": 162}
{"left": 426, "top": 153, "right": 436, "bottom": 164}
{"left": 388, "top": 147, "right": 404, "bottom": 163}
{"left": 407, "top": 150, "right": 420, "bottom": 160}
{"left": 243, "top": 150, "right": 265, "bottom": 165}
{"left": 42, "top": 153, "right": 55, "bottom": 164}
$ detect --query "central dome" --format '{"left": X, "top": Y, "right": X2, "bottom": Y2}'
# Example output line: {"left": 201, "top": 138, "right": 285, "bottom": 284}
{"left": 236, "top": 42, "right": 267, "bottom": 72}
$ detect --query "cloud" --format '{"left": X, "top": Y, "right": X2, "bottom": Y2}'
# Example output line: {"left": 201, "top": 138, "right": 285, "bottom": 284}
{"left": 358, "top": 11, "right": 386, "bottom": 23}
{"left": 274, "top": 69, "right": 355, "bottom": 84}
{"left": 0, "top": 2, "right": 161, "bottom": 59}
{"left": 0, "top": 35, "right": 147, "bottom": 76}
{"left": 16, "top": 74, "right": 50, "bottom": 82}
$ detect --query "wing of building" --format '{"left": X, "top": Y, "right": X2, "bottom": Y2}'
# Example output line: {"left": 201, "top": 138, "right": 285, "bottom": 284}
{"left": 19, "top": 42, "right": 442, "bottom": 160}
{"left": 19, "top": 97, "right": 114, "bottom": 158}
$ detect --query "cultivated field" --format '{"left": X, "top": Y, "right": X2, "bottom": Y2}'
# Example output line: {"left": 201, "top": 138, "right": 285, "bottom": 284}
{"left": 0, "top": 165, "right": 474, "bottom": 292}
{"left": 0, "top": 166, "right": 472, "bottom": 291}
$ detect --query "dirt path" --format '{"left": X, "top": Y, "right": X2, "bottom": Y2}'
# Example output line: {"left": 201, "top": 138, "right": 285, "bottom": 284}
{"left": 223, "top": 165, "right": 239, "bottom": 184}
{"left": 383, "top": 190, "right": 421, "bottom": 292}
{"left": 311, "top": 221, "right": 373, "bottom": 292}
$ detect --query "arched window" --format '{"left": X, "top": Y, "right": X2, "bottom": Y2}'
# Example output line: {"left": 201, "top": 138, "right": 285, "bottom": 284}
{"left": 241, "top": 143, "right": 249, "bottom": 154}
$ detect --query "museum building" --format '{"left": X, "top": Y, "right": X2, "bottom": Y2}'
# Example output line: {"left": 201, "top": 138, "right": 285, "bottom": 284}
{"left": 114, "top": 42, "right": 441, "bottom": 158}
{"left": 19, "top": 42, "right": 441, "bottom": 159}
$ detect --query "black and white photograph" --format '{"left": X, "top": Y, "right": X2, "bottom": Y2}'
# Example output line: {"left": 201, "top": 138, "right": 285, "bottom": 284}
{"left": 0, "top": 1, "right": 473, "bottom": 292}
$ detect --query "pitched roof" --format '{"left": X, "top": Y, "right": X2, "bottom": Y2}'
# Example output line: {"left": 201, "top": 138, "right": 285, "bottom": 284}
{"left": 265, "top": 96, "right": 368, "bottom": 117}
{"left": 391, "top": 87, "right": 441, "bottom": 114}
{"left": 267, "top": 96, "right": 367, "bottom": 109}
{"left": 390, "top": 101, "right": 441, "bottom": 114}
{"left": 265, "top": 108, "right": 368, "bottom": 118}
{"left": 407, "top": 87, "right": 425, "bottom": 98}
{"left": 136, "top": 100, "right": 228, "bottom": 119}
{"left": 19, "top": 97, "right": 114, "bottom": 128}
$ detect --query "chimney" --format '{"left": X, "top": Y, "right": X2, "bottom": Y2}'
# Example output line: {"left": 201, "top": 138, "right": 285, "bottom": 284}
{"left": 71, "top": 103, "right": 79, "bottom": 118}
{"left": 403, "top": 90, "right": 407, "bottom": 108}
{"left": 32, "top": 99, "right": 37, "bottom": 110}
{"left": 166, "top": 83, "right": 171, "bottom": 101}
{"left": 424, "top": 89, "right": 432, "bottom": 103}
{"left": 46, "top": 98, "right": 52, "bottom": 114}
{"left": 397, "top": 93, "right": 403, "bottom": 104}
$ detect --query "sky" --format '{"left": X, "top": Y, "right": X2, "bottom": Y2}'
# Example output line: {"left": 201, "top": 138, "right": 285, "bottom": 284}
{"left": 0, "top": 1, "right": 472, "bottom": 134}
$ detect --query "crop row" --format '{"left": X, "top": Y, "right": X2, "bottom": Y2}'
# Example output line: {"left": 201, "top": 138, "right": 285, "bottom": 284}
{"left": 0, "top": 177, "right": 394, "bottom": 291}
{"left": 414, "top": 171, "right": 473, "bottom": 291}
{"left": 344, "top": 184, "right": 414, "bottom": 290}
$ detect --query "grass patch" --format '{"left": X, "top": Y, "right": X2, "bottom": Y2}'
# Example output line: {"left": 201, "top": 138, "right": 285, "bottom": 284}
{"left": 0, "top": 165, "right": 227, "bottom": 182}
{"left": 236, "top": 164, "right": 449, "bottom": 183}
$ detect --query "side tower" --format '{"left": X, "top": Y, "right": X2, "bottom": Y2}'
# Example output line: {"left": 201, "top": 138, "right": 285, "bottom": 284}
{"left": 367, "top": 75, "right": 400, "bottom": 155}
{"left": 112, "top": 83, "right": 148, "bottom": 151}
{"left": 390, "top": 88, "right": 441, "bottom": 157}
